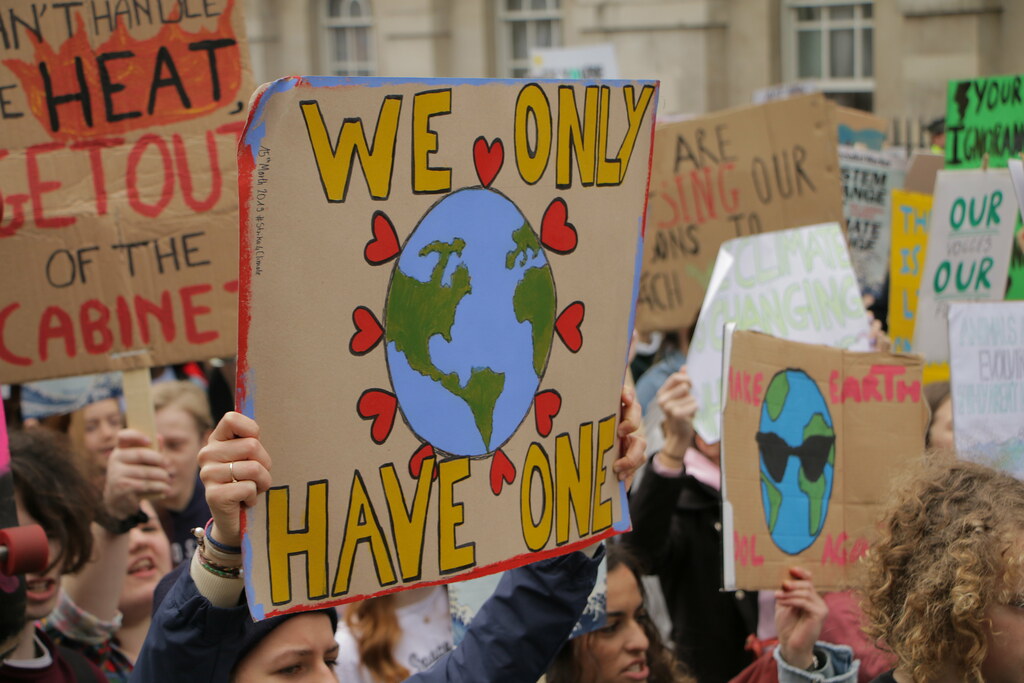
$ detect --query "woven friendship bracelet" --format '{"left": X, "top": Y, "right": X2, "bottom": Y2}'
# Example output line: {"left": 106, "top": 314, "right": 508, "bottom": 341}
{"left": 203, "top": 518, "right": 242, "bottom": 554}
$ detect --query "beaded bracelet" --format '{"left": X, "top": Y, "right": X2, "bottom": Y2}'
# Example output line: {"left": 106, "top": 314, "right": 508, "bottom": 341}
{"left": 197, "top": 557, "right": 242, "bottom": 580}
{"left": 203, "top": 518, "right": 242, "bottom": 554}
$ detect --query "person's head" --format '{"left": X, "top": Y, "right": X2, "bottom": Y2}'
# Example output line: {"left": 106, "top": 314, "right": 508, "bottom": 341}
{"left": 862, "top": 457, "right": 1024, "bottom": 683}
{"left": 231, "top": 610, "right": 340, "bottom": 682}
{"left": 10, "top": 429, "right": 97, "bottom": 621}
{"left": 547, "top": 544, "right": 692, "bottom": 683}
{"left": 118, "top": 498, "right": 172, "bottom": 623}
{"left": 344, "top": 593, "right": 409, "bottom": 683}
{"left": 924, "top": 381, "right": 953, "bottom": 450}
{"left": 153, "top": 381, "right": 213, "bottom": 510}
{"left": 69, "top": 398, "right": 123, "bottom": 484}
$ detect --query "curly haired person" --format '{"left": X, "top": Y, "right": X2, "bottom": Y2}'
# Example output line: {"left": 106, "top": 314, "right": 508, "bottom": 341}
{"left": 861, "top": 457, "right": 1024, "bottom": 683}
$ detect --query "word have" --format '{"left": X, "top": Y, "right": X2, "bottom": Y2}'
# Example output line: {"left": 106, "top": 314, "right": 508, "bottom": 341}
{"left": 828, "top": 365, "right": 921, "bottom": 404}
{"left": 300, "top": 83, "right": 655, "bottom": 202}
{"left": 0, "top": 123, "right": 242, "bottom": 234}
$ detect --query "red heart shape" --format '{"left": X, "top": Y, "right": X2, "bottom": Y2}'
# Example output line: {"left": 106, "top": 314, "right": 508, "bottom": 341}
{"left": 473, "top": 137, "right": 504, "bottom": 188}
{"left": 349, "top": 306, "right": 383, "bottom": 355}
{"left": 489, "top": 449, "right": 516, "bottom": 496}
{"left": 356, "top": 389, "right": 397, "bottom": 444}
{"left": 534, "top": 390, "right": 562, "bottom": 438}
{"left": 540, "top": 198, "right": 578, "bottom": 254}
{"left": 365, "top": 211, "right": 400, "bottom": 265}
{"left": 409, "top": 443, "right": 438, "bottom": 481}
{"left": 555, "top": 301, "right": 585, "bottom": 353}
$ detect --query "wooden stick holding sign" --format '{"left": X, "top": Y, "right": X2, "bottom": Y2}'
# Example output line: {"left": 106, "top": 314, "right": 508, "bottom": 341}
{"left": 122, "top": 368, "right": 157, "bottom": 445}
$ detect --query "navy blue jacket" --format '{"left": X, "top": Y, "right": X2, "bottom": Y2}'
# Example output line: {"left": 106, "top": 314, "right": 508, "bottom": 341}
{"left": 131, "top": 547, "right": 603, "bottom": 682}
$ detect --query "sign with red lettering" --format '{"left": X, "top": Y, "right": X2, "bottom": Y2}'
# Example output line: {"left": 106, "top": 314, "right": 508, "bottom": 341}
{"left": 0, "top": 0, "right": 252, "bottom": 383}
{"left": 721, "top": 329, "right": 926, "bottom": 591}
{"left": 237, "top": 77, "right": 658, "bottom": 617}
{"left": 636, "top": 94, "right": 844, "bottom": 332}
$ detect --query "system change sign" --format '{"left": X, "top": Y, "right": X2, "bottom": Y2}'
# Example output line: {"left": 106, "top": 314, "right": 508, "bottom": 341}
{"left": 0, "top": 0, "right": 252, "bottom": 383}
{"left": 238, "top": 77, "right": 658, "bottom": 618}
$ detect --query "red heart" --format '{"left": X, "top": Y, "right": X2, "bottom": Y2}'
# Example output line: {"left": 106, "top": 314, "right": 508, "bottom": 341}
{"left": 365, "top": 211, "right": 400, "bottom": 264}
{"left": 349, "top": 306, "right": 383, "bottom": 355}
{"left": 540, "top": 198, "right": 578, "bottom": 253}
{"left": 555, "top": 301, "right": 585, "bottom": 353}
{"left": 489, "top": 449, "right": 516, "bottom": 496}
{"left": 534, "top": 390, "right": 562, "bottom": 438}
{"left": 473, "top": 137, "right": 504, "bottom": 188}
{"left": 409, "top": 443, "right": 438, "bottom": 481}
{"left": 356, "top": 389, "right": 397, "bottom": 444}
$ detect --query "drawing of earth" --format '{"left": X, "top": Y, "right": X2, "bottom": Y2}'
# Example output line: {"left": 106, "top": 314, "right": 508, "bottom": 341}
{"left": 757, "top": 370, "right": 835, "bottom": 554}
{"left": 384, "top": 188, "right": 556, "bottom": 457}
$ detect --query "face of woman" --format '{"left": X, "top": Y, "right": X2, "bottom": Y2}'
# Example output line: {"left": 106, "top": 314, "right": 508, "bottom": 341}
{"left": 118, "top": 499, "right": 172, "bottom": 619}
{"left": 155, "top": 405, "right": 208, "bottom": 511}
{"left": 14, "top": 497, "right": 62, "bottom": 622}
{"left": 81, "top": 399, "right": 123, "bottom": 476}
{"left": 578, "top": 565, "right": 650, "bottom": 683}
{"left": 928, "top": 396, "right": 954, "bottom": 451}
{"left": 233, "top": 613, "right": 339, "bottom": 682}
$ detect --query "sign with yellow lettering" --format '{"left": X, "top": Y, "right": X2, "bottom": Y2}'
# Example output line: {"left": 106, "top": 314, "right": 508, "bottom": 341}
{"left": 237, "top": 77, "right": 658, "bottom": 618}
{"left": 721, "top": 329, "right": 926, "bottom": 591}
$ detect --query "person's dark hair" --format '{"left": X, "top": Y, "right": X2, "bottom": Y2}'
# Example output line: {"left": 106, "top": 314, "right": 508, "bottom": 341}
{"left": 546, "top": 543, "right": 693, "bottom": 683}
{"left": 9, "top": 429, "right": 97, "bottom": 574}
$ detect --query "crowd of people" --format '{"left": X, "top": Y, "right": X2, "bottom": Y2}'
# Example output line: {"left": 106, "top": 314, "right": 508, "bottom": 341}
{"left": 1, "top": 315, "right": 1021, "bottom": 683}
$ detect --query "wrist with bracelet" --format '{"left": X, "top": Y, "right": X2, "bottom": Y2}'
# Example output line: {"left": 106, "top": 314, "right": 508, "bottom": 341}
{"left": 192, "top": 518, "right": 243, "bottom": 579}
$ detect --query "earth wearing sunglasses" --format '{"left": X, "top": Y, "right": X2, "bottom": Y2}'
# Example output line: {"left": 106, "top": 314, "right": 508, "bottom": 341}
{"left": 757, "top": 369, "right": 835, "bottom": 554}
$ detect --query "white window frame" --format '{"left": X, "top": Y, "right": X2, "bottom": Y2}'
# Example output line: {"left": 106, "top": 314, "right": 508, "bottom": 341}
{"left": 495, "top": 0, "right": 563, "bottom": 78}
{"left": 781, "top": 1, "right": 874, "bottom": 96}
{"left": 322, "top": 0, "right": 376, "bottom": 77}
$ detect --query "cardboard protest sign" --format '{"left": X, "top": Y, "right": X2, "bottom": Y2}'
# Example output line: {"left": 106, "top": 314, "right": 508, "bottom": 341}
{"left": 449, "top": 557, "right": 607, "bottom": 644}
{"left": 903, "top": 151, "right": 944, "bottom": 195}
{"left": 913, "top": 170, "right": 1017, "bottom": 363}
{"left": 0, "top": 0, "right": 252, "bottom": 384}
{"left": 948, "top": 302, "right": 1024, "bottom": 479}
{"left": 529, "top": 44, "right": 619, "bottom": 79}
{"left": 636, "top": 94, "right": 844, "bottom": 332}
{"left": 688, "top": 224, "right": 871, "bottom": 444}
{"left": 752, "top": 82, "right": 819, "bottom": 104}
{"left": 839, "top": 146, "right": 904, "bottom": 300}
{"left": 888, "top": 190, "right": 932, "bottom": 354}
{"left": 833, "top": 105, "right": 887, "bottom": 151}
{"left": 946, "top": 75, "right": 1024, "bottom": 301}
{"left": 721, "top": 329, "right": 926, "bottom": 591}
{"left": 237, "top": 76, "right": 658, "bottom": 617}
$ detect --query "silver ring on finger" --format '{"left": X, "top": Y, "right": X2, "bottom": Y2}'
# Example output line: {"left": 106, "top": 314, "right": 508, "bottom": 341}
{"left": 229, "top": 461, "right": 238, "bottom": 483}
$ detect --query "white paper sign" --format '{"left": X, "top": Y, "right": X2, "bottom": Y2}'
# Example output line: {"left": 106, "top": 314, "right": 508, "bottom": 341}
{"left": 839, "top": 146, "right": 905, "bottom": 301}
{"left": 689, "top": 223, "right": 872, "bottom": 443}
{"left": 528, "top": 44, "right": 619, "bottom": 79}
{"left": 1008, "top": 158, "right": 1024, "bottom": 218}
{"left": 948, "top": 301, "right": 1024, "bottom": 479}
{"left": 913, "top": 170, "right": 1018, "bottom": 362}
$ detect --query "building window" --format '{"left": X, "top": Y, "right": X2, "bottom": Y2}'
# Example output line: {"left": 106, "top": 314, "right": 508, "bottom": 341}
{"left": 497, "top": 0, "right": 562, "bottom": 78}
{"left": 324, "top": 0, "right": 375, "bottom": 76}
{"left": 784, "top": 2, "right": 874, "bottom": 110}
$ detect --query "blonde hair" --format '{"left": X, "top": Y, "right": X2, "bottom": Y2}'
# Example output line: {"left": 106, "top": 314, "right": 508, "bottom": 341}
{"left": 344, "top": 595, "right": 410, "bottom": 683}
{"left": 153, "top": 381, "right": 213, "bottom": 435}
{"left": 861, "top": 456, "right": 1024, "bottom": 682}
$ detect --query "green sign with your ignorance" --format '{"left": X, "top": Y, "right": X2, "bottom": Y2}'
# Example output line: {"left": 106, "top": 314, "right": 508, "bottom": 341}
{"left": 947, "top": 75, "right": 1024, "bottom": 299}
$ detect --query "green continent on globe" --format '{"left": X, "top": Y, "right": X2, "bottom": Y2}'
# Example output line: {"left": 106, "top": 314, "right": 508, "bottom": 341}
{"left": 761, "top": 471, "right": 782, "bottom": 533}
{"left": 506, "top": 222, "right": 555, "bottom": 377}
{"left": 798, "top": 412, "right": 834, "bottom": 535}
{"left": 764, "top": 373, "right": 790, "bottom": 421}
{"left": 386, "top": 237, "right": 506, "bottom": 451}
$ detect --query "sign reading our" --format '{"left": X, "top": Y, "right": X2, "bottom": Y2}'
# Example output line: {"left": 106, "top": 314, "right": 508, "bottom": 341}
{"left": 913, "top": 170, "right": 1017, "bottom": 363}
{"left": 948, "top": 301, "right": 1024, "bottom": 480}
{"left": 0, "top": 0, "right": 252, "bottom": 384}
{"left": 721, "top": 329, "right": 926, "bottom": 591}
{"left": 238, "top": 76, "right": 658, "bottom": 618}
{"left": 636, "top": 94, "right": 844, "bottom": 332}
